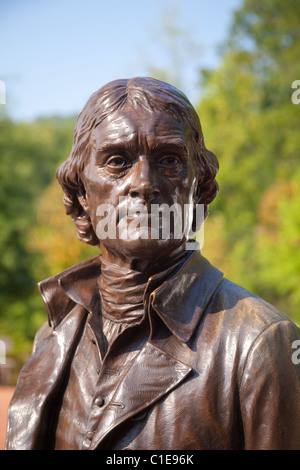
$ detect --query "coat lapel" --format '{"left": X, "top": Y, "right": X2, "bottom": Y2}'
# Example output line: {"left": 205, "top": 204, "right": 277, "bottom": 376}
{"left": 151, "top": 252, "right": 224, "bottom": 342}
{"left": 89, "top": 341, "right": 192, "bottom": 450}
{"left": 5, "top": 304, "right": 88, "bottom": 450}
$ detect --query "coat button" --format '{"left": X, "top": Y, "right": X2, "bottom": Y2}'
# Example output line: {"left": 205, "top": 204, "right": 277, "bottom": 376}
{"left": 86, "top": 431, "right": 94, "bottom": 440}
{"left": 94, "top": 396, "right": 105, "bottom": 407}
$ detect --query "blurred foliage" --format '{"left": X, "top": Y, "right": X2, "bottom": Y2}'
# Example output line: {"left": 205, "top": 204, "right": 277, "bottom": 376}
{"left": 0, "top": 0, "right": 299, "bottom": 379}
{"left": 199, "top": 0, "right": 300, "bottom": 322}
{"left": 0, "top": 116, "right": 80, "bottom": 361}
{"left": 28, "top": 179, "right": 97, "bottom": 280}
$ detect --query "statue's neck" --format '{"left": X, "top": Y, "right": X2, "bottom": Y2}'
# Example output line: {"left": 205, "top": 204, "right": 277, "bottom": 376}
{"left": 98, "top": 246, "right": 192, "bottom": 322}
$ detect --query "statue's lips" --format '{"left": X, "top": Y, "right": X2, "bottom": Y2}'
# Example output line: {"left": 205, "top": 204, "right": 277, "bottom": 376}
{"left": 114, "top": 202, "right": 179, "bottom": 237}
{"left": 118, "top": 213, "right": 163, "bottom": 228}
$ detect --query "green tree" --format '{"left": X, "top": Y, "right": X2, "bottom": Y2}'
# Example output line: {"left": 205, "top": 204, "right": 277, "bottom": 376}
{"left": 0, "top": 116, "right": 76, "bottom": 360}
{"left": 199, "top": 0, "right": 300, "bottom": 322}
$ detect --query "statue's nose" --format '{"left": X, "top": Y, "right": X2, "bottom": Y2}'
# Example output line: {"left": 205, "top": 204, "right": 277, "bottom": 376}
{"left": 129, "top": 156, "right": 160, "bottom": 201}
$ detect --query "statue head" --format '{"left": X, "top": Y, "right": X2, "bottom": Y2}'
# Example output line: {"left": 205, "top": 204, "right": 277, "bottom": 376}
{"left": 56, "top": 77, "right": 219, "bottom": 262}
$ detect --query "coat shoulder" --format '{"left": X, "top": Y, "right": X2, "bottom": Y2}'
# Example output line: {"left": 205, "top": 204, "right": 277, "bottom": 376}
{"left": 209, "top": 276, "right": 299, "bottom": 332}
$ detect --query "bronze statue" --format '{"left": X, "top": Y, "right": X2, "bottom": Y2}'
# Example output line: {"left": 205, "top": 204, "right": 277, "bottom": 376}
{"left": 5, "top": 77, "right": 300, "bottom": 450}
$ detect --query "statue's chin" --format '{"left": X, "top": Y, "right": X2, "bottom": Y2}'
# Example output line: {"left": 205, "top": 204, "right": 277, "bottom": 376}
{"left": 100, "top": 235, "right": 186, "bottom": 264}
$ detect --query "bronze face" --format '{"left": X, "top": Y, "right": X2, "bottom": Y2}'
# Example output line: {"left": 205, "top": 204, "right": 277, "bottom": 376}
{"left": 81, "top": 105, "right": 197, "bottom": 268}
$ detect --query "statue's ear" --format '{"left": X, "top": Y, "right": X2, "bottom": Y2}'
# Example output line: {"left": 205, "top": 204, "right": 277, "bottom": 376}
{"left": 77, "top": 193, "right": 90, "bottom": 215}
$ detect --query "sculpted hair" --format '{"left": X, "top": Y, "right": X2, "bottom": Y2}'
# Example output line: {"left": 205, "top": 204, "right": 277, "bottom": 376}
{"left": 56, "top": 77, "right": 219, "bottom": 245}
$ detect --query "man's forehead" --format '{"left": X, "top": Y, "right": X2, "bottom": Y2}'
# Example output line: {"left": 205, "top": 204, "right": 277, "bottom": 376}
{"left": 90, "top": 108, "right": 192, "bottom": 149}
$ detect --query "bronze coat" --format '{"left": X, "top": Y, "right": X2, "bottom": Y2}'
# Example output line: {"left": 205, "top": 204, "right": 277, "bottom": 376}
{"left": 5, "top": 251, "right": 300, "bottom": 450}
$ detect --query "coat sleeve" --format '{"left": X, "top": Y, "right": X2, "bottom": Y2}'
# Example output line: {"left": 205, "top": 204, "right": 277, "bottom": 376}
{"left": 240, "top": 320, "right": 300, "bottom": 449}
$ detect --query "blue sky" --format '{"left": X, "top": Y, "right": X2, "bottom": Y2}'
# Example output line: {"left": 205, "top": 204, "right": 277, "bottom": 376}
{"left": 1, "top": 0, "right": 242, "bottom": 121}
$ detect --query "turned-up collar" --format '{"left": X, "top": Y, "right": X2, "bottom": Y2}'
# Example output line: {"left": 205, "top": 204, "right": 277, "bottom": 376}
{"left": 38, "top": 249, "right": 224, "bottom": 343}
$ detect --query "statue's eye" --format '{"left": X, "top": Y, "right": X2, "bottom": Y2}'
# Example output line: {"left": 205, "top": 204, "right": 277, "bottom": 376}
{"left": 158, "top": 155, "right": 180, "bottom": 167}
{"left": 106, "top": 156, "right": 130, "bottom": 168}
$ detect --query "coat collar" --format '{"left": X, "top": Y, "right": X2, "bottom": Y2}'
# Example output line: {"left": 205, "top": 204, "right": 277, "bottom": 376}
{"left": 38, "top": 249, "right": 224, "bottom": 342}
{"left": 150, "top": 250, "right": 224, "bottom": 342}
{"left": 38, "top": 256, "right": 102, "bottom": 328}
